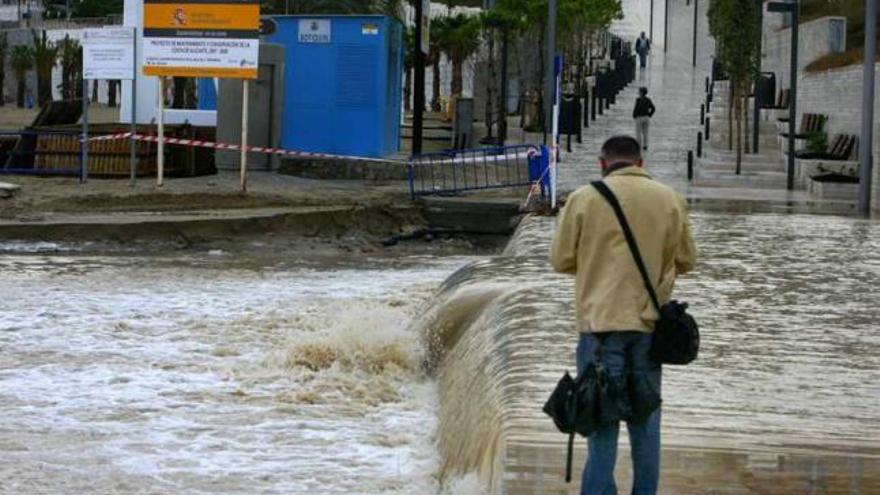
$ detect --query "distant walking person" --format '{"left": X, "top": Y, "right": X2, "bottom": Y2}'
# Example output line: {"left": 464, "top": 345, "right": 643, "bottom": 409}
{"left": 635, "top": 32, "right": 651, "bottom": 69}
{"left": 633, "top": 87, "right": 656, "bottom": 151}
{"left": 550, "top": 135, "right": 697, "bottom": 495}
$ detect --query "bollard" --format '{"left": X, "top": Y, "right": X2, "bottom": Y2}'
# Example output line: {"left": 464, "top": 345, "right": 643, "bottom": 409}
{"left": 687, "top": 150, "right": 694, "bottom": 181}
{"left": 598, "top": 97, "right": 605, "bottom": 115}
{"left": 605, "top": 97, "right": 611, "bottom": 110}
{"left": 700, "top": 104, "right": 705, "bottom": 125}
{"left": 705, "top": 76, "right": 710, "bottom": 94}
{"left": 705, "top": 117, "right": 711, "bottom": 141}
{"left": 592, "top": 91, "right": 598, "bottom": 121}
{"left": 697, "top": 132, "right": 703, "bottom": 158}
{"left": 584, "top": 90, "right": 590, "bottom": 128}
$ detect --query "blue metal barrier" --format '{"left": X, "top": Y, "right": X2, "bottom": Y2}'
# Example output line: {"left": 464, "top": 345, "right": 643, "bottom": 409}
{"left": 0, "top": 129, "right": 83, "bottom": 176}
{"left": 407, "top": 144, "right": 547, "bottom": 198}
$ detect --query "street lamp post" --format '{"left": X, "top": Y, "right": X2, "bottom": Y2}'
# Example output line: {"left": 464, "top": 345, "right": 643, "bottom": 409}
{"left": 768, "top": 0, "right": 798, "bottom": 191}
{"left": 858, "top": 0, "right": 876, "bottom": 215}
{"left": 544, "top": 0, "right": 557, "bottom": 145}
{"left": 692, "top": 0, "right": 698, "bottom": 67}
{"left": 664, "top": 0, "right": 669, "bottom": 53}
{"left": 412, "top": 0, "right": 428, "bottom": 154}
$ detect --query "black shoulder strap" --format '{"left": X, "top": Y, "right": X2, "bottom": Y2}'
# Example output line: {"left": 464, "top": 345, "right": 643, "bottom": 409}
{"left": 591, "top": 181, "right": 662, "bottom": 314}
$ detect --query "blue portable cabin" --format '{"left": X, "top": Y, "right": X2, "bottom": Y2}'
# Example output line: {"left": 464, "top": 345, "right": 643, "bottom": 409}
{"left": 266, "top": 15, "right": 403, "bottom": 158}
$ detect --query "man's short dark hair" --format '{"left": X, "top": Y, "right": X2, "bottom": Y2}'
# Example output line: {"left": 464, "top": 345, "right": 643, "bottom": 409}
{"left": 639, "top": 86, "right": 648, "bottom": 96}
{"left": 601, "top": 136, "right": 642, "bottom": 160}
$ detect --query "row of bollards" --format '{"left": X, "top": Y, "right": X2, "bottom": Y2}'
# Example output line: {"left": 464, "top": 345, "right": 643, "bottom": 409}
{"left": 690, "top": 76, "right": 715, "bottom": 182}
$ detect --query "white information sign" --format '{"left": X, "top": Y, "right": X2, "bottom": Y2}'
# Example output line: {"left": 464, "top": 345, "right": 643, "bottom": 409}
{"left": 298, "top": 19, "right": 331, "bottom": 43}
{"left": 82, "top": 27, "right": 135, "bottom": 80}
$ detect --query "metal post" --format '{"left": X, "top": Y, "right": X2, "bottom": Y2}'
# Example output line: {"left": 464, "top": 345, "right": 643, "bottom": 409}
{"left": 697, "top": 131, "right": 703, "bottom": 157}
{"left": 591, "top": 89, "right": 597, "bottom": 121}
{"left": 706, "top": 116, "right": 711, "bottom": 140}
{"left": 787, "top": 4, "right": 798, "bottom": 191}
{"left": 157, "top": 76, "right": 165, "bottom": 187}
{"left": 705, "top": 76, "right": 709, "bottom": 93}
{"left": 650, "top": 0, "right": 654, "bottom": 41}
{"left": 753, "top": 0, "right": 763, "bottom": 154}
{"left": 663, "top": 0, "right": 668, "bottom": 53}
{"left": 412, "top": 0, "right": 426, "bottom": 154}
{"left": 130, "top": 28, "right": 137, "bottom": 186}
{"left": 499, "top": 26, "right": 509, "bottom": 143}
{"left": 544, "top": 0, "right": 557, "bottom": 145}
{"left": 700, "top": 103, "right": 705, "bottom": 125}
{"left": 693, "top": 0, "right": 699, "bottom": 67}
{"left": 240, "top": 79, "right": 249, "bottom": 193}
{"left": 859, "top": 0, "right": 876, "bottom": 214}
{"left": 687, "top": 150, "right": 694, "bottom": 180}
{"left": 583, "top": 88, "right": 590, "bottom": 128}
{"left": 551, "top": 55, "right": 561, "bottom": 208}
{"left": 81, "top": 78, "right": 88, "bottom": 183}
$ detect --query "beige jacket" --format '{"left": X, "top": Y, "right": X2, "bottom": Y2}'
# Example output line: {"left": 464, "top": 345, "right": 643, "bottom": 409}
{"left": 550, "top": 166, "right": 697, "bottom": 333}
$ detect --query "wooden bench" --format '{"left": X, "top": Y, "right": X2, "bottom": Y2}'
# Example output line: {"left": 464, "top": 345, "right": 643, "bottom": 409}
{"left": 779, "top": 113, "right": 827, "bottom": 139}
{"left": 795, "top": 134, "right": 858, "bottom": 161}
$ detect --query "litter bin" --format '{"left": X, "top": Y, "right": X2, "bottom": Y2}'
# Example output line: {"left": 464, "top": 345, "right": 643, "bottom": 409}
{"left": 755, "top": 72, "right": 776, "bottom": 109}
{"left": 559, "top": 93, "right": 580, "bottom": 135}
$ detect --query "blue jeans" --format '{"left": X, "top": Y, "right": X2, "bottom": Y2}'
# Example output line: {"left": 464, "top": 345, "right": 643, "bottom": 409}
{"left": 576, "top": 332, "right": 662, "bottom": 495}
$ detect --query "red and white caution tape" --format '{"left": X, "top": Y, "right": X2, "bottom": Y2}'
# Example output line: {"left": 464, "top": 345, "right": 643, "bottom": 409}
{"left": 86, "top": 131, "right": 544, "bottom": 168}
{"left": 86, "top": 131, "right": 400, "bottom": 164}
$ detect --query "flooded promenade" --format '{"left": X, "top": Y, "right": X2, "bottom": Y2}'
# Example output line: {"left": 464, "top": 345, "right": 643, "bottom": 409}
{"left": 1, "top": 2, "right": 878, "bottom": 495}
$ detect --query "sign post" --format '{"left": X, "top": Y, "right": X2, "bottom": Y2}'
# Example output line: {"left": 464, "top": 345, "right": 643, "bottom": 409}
{"left": 142, "top": 0, "right": 259, "bottom": 192}
{"left": 240, "top": 80, "right": 249, "bottom": 193}
{"left": 81, "top": 27, "right": 136, "bottom": 184}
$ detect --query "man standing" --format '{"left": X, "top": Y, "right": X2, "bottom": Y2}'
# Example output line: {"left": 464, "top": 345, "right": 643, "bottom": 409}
{"left": 635, "top": 32, "right": 651, "bottom": 69}
{"left": 633, "top": 87, "right": 656, "bottom": 151}
{"left": 549, "top": 136, "right": 697, "bottom": 495}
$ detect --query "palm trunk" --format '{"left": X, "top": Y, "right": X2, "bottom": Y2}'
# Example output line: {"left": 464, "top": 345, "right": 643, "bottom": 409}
{"left": 451, "top": 59, "right": 463, "bottom": 97}
{"left": 431, "top": 57, "right": 441, "bottom": 112}
{"left": 37, "top": 69, "right": 52, "bottom": 106}
{"left": 16, "top": 77, "right": 25, "bottom": 107}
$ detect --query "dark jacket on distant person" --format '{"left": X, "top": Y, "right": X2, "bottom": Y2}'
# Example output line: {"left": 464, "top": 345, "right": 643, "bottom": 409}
{"left": 633, "top": 96, "right": 656, "bottom": 118}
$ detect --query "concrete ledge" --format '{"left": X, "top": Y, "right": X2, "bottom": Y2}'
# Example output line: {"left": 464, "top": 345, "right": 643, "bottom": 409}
{"left": 279, "top": 155, "right": 409, "bottom": 181}
{"left": 794, "top": 158, "right": 859, "bottom": 186}
{"left": 809, "top": 178, "right": 859, "bottom": 200}
{"left": 420, "top": 196, "right": 523, "bottom": 235}
{"left": 0, "top": 205, "right": 423, "bottom": 243}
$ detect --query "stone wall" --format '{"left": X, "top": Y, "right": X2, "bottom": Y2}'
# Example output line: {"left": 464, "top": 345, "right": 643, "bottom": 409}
{"left": 762, "top": 14, "right": 846, "bottom": 90}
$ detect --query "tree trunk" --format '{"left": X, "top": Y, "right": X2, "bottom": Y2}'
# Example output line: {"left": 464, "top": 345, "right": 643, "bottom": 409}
{"left": 404, "top": 67, "right": 412, "bottom": 112}
{"left": 37, "top": 70, "right": 52, "bottom": 106}
{"left": 16, "top": 78, "right": 25, "bottom": 107}
{"left": 431, "top": 57, "right": 441, "bottom": 112}
{"left": 108, "top": 80, "right": 118, "bottom": 107}
{"left": 727, "top": 80, "right": 734, "bottom": 151}
{"left": 735, "top": 84, "right": 743, "bottom": 174}
{"left": 172, "top": 77, "right": 186, "bottom": 108}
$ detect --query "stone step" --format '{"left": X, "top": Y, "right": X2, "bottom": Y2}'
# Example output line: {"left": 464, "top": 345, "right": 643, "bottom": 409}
{"left": 694, "top": 169, "right": 798, "bottom": 190}
{"left": 697, "top": 158, "right": 784, "bottom": 173}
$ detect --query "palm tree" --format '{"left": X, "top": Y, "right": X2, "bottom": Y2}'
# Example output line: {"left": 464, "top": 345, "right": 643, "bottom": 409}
{"left": 31, "top": 30, "right": 59, "bottom": 106}
{"left": 57, "top": 35, "right": 81, "bottom": 100}
{"left": 428, "top": 16, "right": 447, "bottom": 112}
{"left": 10, "top": 45, "right": 33, "bottom": 108}
{"left": 435, "top": 13, "right": 482, "bottom": 97}
{"left": 0, "top": 33, "right": 8, "bottom": 106}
